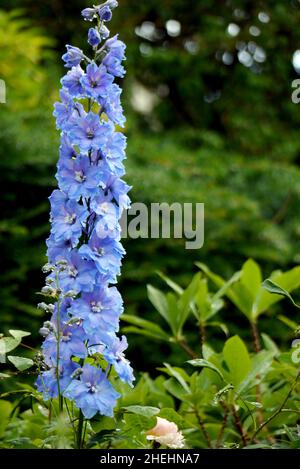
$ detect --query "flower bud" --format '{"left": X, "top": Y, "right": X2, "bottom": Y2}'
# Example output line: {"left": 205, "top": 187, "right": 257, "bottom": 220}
{"left": 45, "top": 277, "right": 55, "bottom": 285}
{"left": 100, "top": 24, "right": 110, "bottom": 40}
{"left": 88, "top": 28, "right": 101, "bottom": 47}
{"left": 71, "top": 368, "right": 83, "bottom": 378}
{"left": 67, "top": 317, "right": 81, "bottom": 325}
{"left": 39, "top": 327, "right": 50, "bottom": 337}
{"left": 62, "top": 45, "right": 84, "bottom": 69}
{"left": 37, "top": 302, "right": 55, "bottom": 313}
{"left": 41, "top": 286, "right": 57, "bottom": 296}
{"left": 98, "top": 5, "right": 112, "bottom": 22}
{"left": 56, "top": 259, "right": 68, "bottom": 266}
{"left": 81, "top": 8, "right": 96, "bottom": 21}
{"left": 42, "top": 263, "right": 54, "bottom": 273}
{"left": 64, "top": 290, "right": 78, "bottom": 298}
{"left": 43, "top": 321, "right": 55, "bottom": 331}
{"left": 106, "top": 0, "right": 118, "bottom": 9}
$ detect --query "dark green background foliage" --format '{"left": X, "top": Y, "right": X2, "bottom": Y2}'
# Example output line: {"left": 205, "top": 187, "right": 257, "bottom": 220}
{"left": 1, "top": 0, "right": 300, "bottom": 370}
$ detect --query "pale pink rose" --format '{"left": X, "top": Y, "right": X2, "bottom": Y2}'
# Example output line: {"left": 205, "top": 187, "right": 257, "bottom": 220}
{"left": 146, "top": 417, "right": 185, "bottom": 449}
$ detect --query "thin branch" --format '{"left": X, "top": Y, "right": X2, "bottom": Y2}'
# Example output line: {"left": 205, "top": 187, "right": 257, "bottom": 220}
{"left": 251, "top": 370, "right": 300, "bottom": 442}
{"left": 178, "top": 339, "right": 197, "bottom": 359}
{"left": 194, "top": 407, "right": 212, "bottom": 448}
{"left": 216, "top": 402, "right": 229, "bottom": 448}
{"left": 231, "top": 405, "right": 249, "bottom": 447}
{"left": 250, "top": 321, "right": 261, "bottom": 353}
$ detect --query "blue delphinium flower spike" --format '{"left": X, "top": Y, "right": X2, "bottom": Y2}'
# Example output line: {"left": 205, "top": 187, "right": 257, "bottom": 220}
{"left": 37, "top": 2, "right": 134, "bottom": 418}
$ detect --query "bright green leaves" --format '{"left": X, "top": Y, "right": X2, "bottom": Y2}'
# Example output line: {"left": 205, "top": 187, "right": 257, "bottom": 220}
{"left": 197, "top": 259, "right": 300, "bottom": 322}
{"left": 123, "top": 269, "right": 239, "bottom": 350}
{"left": 0, "top": 329, "right": 33, "bottom": 375}
{"left": 122, "top": 314, "right": 170, "bottom": 342}
{"left": 147, "top": 273, "right": 233, "bottom": 339}
{"left": 7, "top": 356, "right": 34, "bottom": 371}
{"left": 262, "top": 279, "right": 300, "bottom": 309}
{"left": 123, "top": 405, "right": 160, "bottom": 418}
{"left": 146, "top": 280, "right": 198, "bottom": 339}
{"left": 187, "top": 358, "right": 224, "bottom": 381}
{"left": 121, "top": 258, "right": 300, "bottom": 362}
{"left": 0, "top": 400, "right": 12, "bottom": 439}
{"left": 188, "top": 335, "right": 274, "bottom": 399}
{"left": 0, "top": 329, "right": 31, "bottom": 356}
{"left": 223, "top": 336, "right": 251, "bottom": 387}
{"left": 147, "top": 285, "right": 169, "bottom": 326}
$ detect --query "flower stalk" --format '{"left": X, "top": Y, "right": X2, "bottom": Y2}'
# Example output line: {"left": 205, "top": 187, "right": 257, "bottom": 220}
{"left": 37, "top": 0, "right": 134, "bottom": 424}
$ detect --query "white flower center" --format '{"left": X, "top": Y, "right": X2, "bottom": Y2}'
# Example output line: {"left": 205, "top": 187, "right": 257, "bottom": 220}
{"left": 69, "top": 267, "right": 78, "bottom": 278}
{"left": 86, "top": 127, "right": 94, "bottom": 139}
{"left": 64, "top": 213, "right": 76, "bottom": 224}
{"left": 75, "top": 170, "right": 86, "bottom": 182}
{"left": 91, "top": 301, "right": 103, "bottom": 313}
{"left": 86, "top": 382, "right": 98, "bottom": 393}
{"left": 61, "top": 332, "right": 72, "bottom": 342}
{"left": 94, "top": 247, "right": 105, "bottom": 256}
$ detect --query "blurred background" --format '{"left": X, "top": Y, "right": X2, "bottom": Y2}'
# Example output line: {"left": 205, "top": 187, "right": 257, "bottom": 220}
{"left": 1, "top": 0, "right": 300, "bottom": 370}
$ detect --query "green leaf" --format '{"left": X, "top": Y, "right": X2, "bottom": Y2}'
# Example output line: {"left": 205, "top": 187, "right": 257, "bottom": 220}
{"left": 165, "top": 292, "right": 181, "bottom": 336}
{"left": 187, "top": 358, "right": 224, "bottom": 380}
{"left": 237, "top": 350, "right": 274, "bottom": 394}
{"left": 9, "top": 330, "right": 31, "bottom": 339}
{"left": 241, "top": 259, "right": 262, "bottom": 300}
{"left": 0, "top": 337, "right": 20, "bottom": 354}
{"left": 228, "top": 259, "right": 261, "bottom": 319}
{"left": 156, "top": 271, "right": 183, "bottom": 295}
{"left": 256, "top": 266, "right": 300, "bottom": 316}
{"left": 123, "top": 405, "right": 160, "bottom": 418}
{"left": 177, "top": 273, "right": 201, "bottom": 333}
{"left": 262, "top": 279, "right": 300, "bottom": 308}
{"left": 212, "top": 271, "right": 241, "bottom": 302}
{"left": 162, "top": 363, "right": 191, "bottom": 393}
{"left": 90, "top": 416, "right": 116, "bottom": 433}
{"left": 122, "top": 326, "right": 169, "bottom": 342}
{"left": 0, "top": 400, "right": 12, "bottom": 438}
{"left": 158, "top": 408, "right": 185, "bottom": 428}
{"left": 278, "top": 315, "right": 299, "bottom": 331}
{"left": 147, "top": 285, "right": 178, "bottom": 334}
{"left": 223, "top": 336, "right": 251, "bottom": 386}
{"left": 0, "top": 330, "right": 31, "bottom": 357}
{"left": 243, "top": 400, "right": 263, "bottom": 409}
{"left": 7, "top": 356, "right": 34, "bottom": 371}
{"left": 0, "top": 373, "right": 11, "bottom": 380}
{"left": 202, "top": 343, "right": 215, "bottom": 360}
{"left": 195, "top": 278, "right": 209, "bottom": 320}
{"left": 147, "top": 285, "right": 168, "bottom": 319}
{"left": 163, "top": 378, "right": 188, "bottom": 402}
{"left": 197, "top": 261, "right": 300, "bottom": 321}
{"left": 196, "top": 262, "right": 253, "bottom": 319}
{"left": 196, "top": 262, "right": 225, "bottom": 289}
{"left": 261, "top": 333, "right": 280, "bottom": 355}
{"left": 121, "top": 314, "right": 170, "bottom": 341}
{"left": 207, "top": 321, "right": 229, "bottom": 336}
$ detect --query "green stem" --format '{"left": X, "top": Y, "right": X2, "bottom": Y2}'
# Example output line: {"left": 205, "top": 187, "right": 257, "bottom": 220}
{"left": 76, "top": 410, "right": 85, "bottom": 449}
{"left": 199, "top": 321, "right": 206, "bottom": 350}
{"left": 250, "top": 320, "right": 275, "bottom": 442}
{"left": 55, "top": 272, "right": 63, "bottom": 413}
